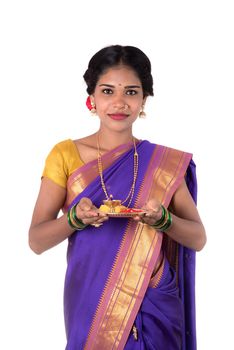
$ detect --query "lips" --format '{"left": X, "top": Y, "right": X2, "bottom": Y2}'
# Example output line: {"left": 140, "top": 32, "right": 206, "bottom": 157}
{"left": 108, "top": 113, "right": 129, "bottom": 120}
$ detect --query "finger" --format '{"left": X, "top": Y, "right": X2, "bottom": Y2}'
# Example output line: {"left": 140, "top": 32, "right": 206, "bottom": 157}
{"left": 76, "top": 199, "right": 100, "bottom": 219}
{"left": 90, "top": 215, "right": 109, "bottom": 223}
{"left": 145, "top": 210, "right": 157, "bottom": 217}
{"left": 147, "top": 198, "right": 161, "bottom": 207}
{"left": 145, "top": 205, "right": 161, "bottom": 214}
{"left": 144, "top": 199, "right": 161, "bottom": 211}
{"left": 84, "top": 216, "right": 109, "bottom": 225}
{"left": 143, "top": 217, "right": 158, "bottom": 225}
{"left": 145, "top": 206, "right": 162, "bottom": 219}
{"left": 75, "top": 209, "right": 99, "bottom": 224}
{"left": 133, "top": 215, "right": 142, "bottom": 222}
{"left": 78, "top": 197, "right": 93, "bottom": 211}
{"left": 91, "top": 205, "right": 108, "bottom": 217}
{"left": 90, "top": 223, "right": 103, "bottom": 228}
{"left": 81, "top": 211, "right": 100, "bottom": 220}
{"left": 97, "top": 211, "right": 108, "bottom": 218}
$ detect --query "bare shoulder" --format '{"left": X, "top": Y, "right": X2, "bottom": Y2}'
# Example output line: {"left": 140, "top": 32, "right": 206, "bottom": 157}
{"left": 74, "top": 134, "right": 96, "bottom": 147}
{"left": 73, "top": 134, "right": 98, "bottom": 163}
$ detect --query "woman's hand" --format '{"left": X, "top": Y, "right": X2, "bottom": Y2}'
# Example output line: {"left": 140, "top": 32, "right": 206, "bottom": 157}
{"left": 134, "top": 180, "right": 206, "bottom": 251}
{"left": 76, "top": 197, "right": 108, "bottom": 227}
{"left": 133, "top": 199, "right": 163, "bottom": 225}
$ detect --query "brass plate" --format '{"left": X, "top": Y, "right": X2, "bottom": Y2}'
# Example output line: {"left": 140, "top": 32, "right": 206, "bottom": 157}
{"left": 107, "top": 210, "right": 146, "bottom": 218}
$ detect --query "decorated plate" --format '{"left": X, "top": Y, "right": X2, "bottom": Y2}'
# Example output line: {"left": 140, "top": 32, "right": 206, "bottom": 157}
{"left": 106, "top": 209, "right": 146, "bottom": 218}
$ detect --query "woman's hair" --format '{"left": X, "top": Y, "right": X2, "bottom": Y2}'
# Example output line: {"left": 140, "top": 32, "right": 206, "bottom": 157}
{"left": 83, "top": 45, "right": 154, "bottom": 97}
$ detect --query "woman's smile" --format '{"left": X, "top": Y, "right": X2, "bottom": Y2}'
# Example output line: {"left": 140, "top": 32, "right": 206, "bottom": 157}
{"left": 108, "top": 113, "right": 129, "bottom": 120}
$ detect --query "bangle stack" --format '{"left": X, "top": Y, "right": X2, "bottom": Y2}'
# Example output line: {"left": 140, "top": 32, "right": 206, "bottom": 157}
{"left": 67, "top": 204, "right": 87, "bottom": 231}
{"left": 151, "top": 205, "right": 172, "bottom": 232}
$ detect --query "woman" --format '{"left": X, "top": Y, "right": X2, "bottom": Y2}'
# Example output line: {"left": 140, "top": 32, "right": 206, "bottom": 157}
{"left": 29, "top": 45, "right": 206, "bottom": 349}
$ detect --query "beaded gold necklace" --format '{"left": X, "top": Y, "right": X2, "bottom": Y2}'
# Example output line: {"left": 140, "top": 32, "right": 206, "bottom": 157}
{"left": 97, "top": 134, "right": 139, "bottom": 208}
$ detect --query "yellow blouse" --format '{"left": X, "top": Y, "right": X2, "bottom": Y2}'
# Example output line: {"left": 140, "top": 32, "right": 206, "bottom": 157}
{"left": 42, "top": 139, "right": 84, "bottom": 188}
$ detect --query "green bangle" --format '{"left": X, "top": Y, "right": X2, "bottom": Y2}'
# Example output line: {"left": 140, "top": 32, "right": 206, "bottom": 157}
{"left": 159, "top": 211, "right": 173, "bottom": 231}
{"left": 151, "top": 205, "right": 166, "bottom": 229}
{"left": 71, "top": 205, "right": 87, "bottom": 230}
{"left": 67, "top": 209, "right": 79, "bottom": 230}
{"left": 67, "top": 205, "right": 87, "bottom": 231}
{"left": 153, "top": 205, "right": 166, "bottom": 227}
{"left": 151, "top": 207, "right": 172, "bottom": 231}
{"left": 164, "top": 211, "right": 172, "bottom": 230}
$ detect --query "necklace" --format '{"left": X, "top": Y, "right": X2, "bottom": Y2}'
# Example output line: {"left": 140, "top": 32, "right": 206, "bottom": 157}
{"left": 97, "top": 134, "right": 139, "bottom": 208}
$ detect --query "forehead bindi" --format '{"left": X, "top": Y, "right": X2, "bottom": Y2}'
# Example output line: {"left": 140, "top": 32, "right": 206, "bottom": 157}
{"left": 98, "top": 67, "right": 141, "bottom": 87}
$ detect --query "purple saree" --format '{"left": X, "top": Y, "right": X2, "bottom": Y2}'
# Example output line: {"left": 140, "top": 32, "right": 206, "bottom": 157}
{"left": 63, "top": 140, "right": 197, "bottom": 350}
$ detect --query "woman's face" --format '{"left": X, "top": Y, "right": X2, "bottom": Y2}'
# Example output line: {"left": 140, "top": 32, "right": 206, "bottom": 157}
{"left": 91, "top": 65, "right": 145, "bottom": 132}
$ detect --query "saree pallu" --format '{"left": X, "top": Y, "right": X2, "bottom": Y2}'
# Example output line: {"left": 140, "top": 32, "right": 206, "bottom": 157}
{"left": 63, "top": 140, "right": 197, "bottom": 350}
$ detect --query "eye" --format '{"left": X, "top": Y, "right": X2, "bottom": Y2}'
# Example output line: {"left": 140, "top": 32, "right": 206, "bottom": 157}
{"left": 126, "top": 89, "right": 138, "bottom": 96}
{"left": 102, "top": 88, "right": 113, "bottom": 95}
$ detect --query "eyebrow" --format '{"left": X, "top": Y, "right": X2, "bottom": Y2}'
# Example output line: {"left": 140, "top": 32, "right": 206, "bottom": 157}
{"left": 98, "top": 84, "right": 141, "bottom": 89}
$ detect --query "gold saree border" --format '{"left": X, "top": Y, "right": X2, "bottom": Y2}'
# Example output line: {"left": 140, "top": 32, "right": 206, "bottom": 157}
{"left": 135, "top": 146, "right": 191, "bottom": 208}
{"left": 136, "top": 145, "right": 192, "bottom": 276}
{"left": 84, "top": 222, "right": 162, "bottom": 350}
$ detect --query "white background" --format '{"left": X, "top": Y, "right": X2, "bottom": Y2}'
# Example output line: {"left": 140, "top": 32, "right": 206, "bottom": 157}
{"left": 0, "top": 0, "right": 233, "bottom": 349}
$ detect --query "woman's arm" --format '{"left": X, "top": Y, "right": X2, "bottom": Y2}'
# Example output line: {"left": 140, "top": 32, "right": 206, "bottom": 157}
{"left": 136, "top": 180, "right": 206, "bottom": 251}
{"left": 28, "top": 178, "right": 74, "bottom": 254}
{"left": 166, "top": 179, "right": 206, "bottom": 251}
{"left": 29, "top": 178, "right": 108, "bottom": 254}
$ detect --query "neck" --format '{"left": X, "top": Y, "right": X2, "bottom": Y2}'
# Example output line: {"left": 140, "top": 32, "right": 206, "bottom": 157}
{"left": 97, "top": 128, "right": 135, "bottom": 152}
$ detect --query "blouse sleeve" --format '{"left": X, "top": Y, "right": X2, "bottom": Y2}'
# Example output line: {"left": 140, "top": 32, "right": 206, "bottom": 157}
{"left": 42, "top": 144, "right": 68, "bottom": 188}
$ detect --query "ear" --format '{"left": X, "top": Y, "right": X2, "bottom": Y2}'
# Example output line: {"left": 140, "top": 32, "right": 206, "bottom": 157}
{"left": 90, "top": 94, "right": 95, "bottom": 105}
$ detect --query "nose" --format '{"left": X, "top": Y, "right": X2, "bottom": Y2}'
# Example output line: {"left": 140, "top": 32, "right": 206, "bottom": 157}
{"left": 113, "top": 103, "right": 129, "bottom": 112}
{"left": 112, "top": 95, "right": 128, "bottom": 111}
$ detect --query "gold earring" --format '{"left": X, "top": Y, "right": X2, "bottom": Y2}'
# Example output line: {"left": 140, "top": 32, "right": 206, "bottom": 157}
{"left": 90, "top": 101, "right": 97, "bottom": 115}
{"left": 139, "top": 106, "right": 146, "bottom": 118}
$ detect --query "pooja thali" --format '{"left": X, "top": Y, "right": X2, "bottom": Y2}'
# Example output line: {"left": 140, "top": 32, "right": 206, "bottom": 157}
{"left": 106, "top": 209, "right": 146, "bottom": 218}
{"left": 99, "top": 200, "right": 146, "bottom": 218}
